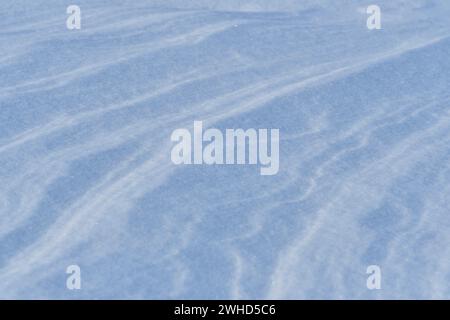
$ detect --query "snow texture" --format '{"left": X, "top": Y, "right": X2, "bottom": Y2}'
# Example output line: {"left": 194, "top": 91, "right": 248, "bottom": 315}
{"left": 0, "top": 0, "right": 450, "bottom": 299}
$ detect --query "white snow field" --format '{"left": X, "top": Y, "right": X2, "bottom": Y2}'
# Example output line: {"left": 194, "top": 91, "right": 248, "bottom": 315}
{"left": 0, "top": 0, "right": 450, "bottom": 299}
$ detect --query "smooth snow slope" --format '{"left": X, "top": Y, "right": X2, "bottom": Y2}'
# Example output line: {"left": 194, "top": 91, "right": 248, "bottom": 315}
{"left": 0, "top": 0, "right": 450, "bottom": 299}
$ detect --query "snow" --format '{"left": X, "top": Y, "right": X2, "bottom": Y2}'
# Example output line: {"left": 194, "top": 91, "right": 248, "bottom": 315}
{"left": 0, "top": 0, "right": 450, "bottom": 299}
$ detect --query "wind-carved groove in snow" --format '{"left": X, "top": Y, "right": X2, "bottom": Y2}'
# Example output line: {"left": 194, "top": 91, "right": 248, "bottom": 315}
{"left": 0, "top": 19, "right": 244, "bottom": 99}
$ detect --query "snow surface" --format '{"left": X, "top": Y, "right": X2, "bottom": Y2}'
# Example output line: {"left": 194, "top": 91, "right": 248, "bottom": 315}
{"left": 0, "top": 0, "right": 450, "bottom": 299}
